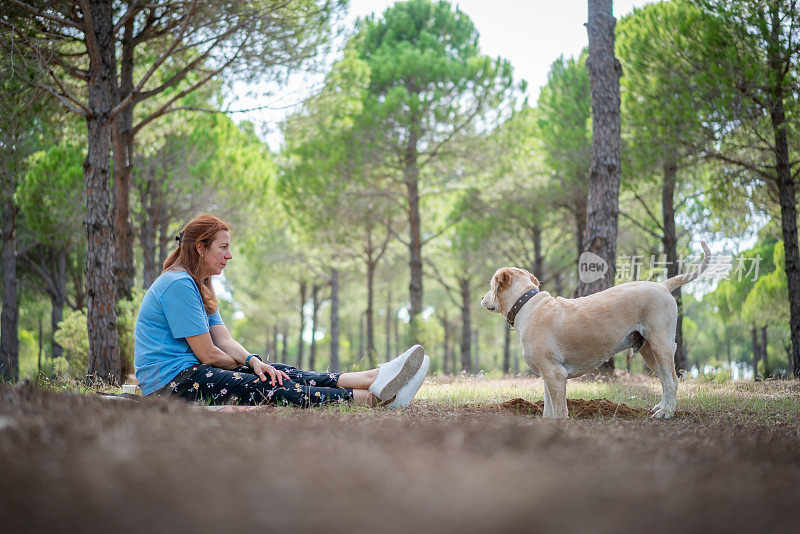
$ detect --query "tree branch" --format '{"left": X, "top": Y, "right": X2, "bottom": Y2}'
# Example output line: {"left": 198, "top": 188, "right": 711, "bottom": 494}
{"left": 619, "top": 210, "right": 661, "bottom": 240}
{"left": 20, "top": 251, "right": 58, "bottom": 299}
{"left": 628, "top": 190, "right": 663, "bottom": 231}
{"left": 131, "top": 0, "right": 199, "bottom": 96}
{"left": 35, "top": 82, "right": 89, "bottom": 116}
{"left": 4, "top": 0, "right": 83, "bottom": 30}
{"left": 77, "top": 0, "right": 101, "bottom": 68}
{"left": 130, "top": 39, "right": 246, "bottom": 134}
{"left": 423, "top": 258, "right": 460, "bottom": 306}
{"left": 378, "top": 218, "right": 409, "bottom": 247}
{"left": 702, "top": 149, "right": 776, "bottom": 181}
{"left": 113, "top": 0, "right": 143, "bottom": 34}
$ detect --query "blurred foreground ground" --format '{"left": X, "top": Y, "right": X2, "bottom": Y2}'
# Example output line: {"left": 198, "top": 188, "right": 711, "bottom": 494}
{"left": 1, "top": 376, "right": 799, "bottom": 533}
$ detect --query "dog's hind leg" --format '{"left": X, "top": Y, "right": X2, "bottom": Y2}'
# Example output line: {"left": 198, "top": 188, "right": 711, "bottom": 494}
{"left": 638, "top": 340, "right": 657, "bottom": 373}
{"left": 640, "top": 338, "right": 678, "bottom": 419}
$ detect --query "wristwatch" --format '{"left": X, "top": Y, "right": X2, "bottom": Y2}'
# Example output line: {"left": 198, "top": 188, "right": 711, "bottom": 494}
{"left": 245, "top": 354, "right": 260, "bottom": 367}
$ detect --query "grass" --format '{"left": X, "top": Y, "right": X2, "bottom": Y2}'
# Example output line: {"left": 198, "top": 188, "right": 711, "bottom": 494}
{"left": 16, "top": 371, "right": 800, "bottom": 425}
{"left": 414, "top": 374, "right": 800, "bottom": 425}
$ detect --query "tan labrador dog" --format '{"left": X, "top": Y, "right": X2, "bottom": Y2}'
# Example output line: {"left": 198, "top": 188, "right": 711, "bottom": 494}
{"left": 481, "top": 242, "right": 710, "bottom": 419}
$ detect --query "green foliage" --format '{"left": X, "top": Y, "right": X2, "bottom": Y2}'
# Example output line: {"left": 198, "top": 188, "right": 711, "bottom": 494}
{"left": 743, "top": 239, "right": 789, "bottom": 327}
{"left": 617, "top": 1, "right": 710, "bottom": 165}
{"left": 279, "top": 44, "right": 375, "bottom": 242}
{"left": 355, "top": 0, "right": 517, "bottom": 158}
{"left": 117, "top": 291, "right": 145, "bottom": 374}
{"left": 52, "top": 291, "right": 143, "bottom": 379}
{"left": 17, "top": 329, "right": 39, "bottom": 378}
{"left": 711, "top": 236, "right": 779, "bottom": 327}
{"left": 535, "top": 54, "right": 591, "bottom": 183}
{"left": 17, "top": 142, "right": 85, "bottom": 249}
{"left": 52, "top": 309, "right": 90, "bottom": 379}
{"left": 190, "top": 114, "right": 276, "bottom": 207}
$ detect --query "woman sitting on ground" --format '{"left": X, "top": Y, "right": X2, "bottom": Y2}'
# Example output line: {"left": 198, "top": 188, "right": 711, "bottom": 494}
{"left": 134, "top": 214, "right": 429, "bottom": 408}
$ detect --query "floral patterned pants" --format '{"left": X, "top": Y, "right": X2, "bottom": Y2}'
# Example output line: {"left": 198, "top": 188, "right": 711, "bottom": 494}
{"left": 161, "top": 363, "right": 354, "bottom": 407}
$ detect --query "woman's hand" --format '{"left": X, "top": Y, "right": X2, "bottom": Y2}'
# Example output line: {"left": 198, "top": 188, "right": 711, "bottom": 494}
{"left": 250, "top": 358, "right": 290, "bottom": 386}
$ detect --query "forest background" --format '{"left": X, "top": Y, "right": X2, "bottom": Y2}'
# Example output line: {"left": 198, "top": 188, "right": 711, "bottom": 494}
{"left": 1, "top": 0, "right": 798, "bottom": 384}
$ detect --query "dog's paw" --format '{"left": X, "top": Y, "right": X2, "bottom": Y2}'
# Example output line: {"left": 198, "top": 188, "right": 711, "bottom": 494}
{"left": 650, "top": 406, "right": 674, "bottom": 419}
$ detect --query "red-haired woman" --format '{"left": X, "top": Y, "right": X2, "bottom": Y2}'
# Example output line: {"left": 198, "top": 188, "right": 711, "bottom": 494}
{"left": 134, "top": 214, "right": 429, "bottom": 408}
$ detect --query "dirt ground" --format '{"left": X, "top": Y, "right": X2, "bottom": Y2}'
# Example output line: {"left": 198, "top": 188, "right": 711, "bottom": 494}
{"left": 2, "top": 382, "right": 799, "bottom": 534}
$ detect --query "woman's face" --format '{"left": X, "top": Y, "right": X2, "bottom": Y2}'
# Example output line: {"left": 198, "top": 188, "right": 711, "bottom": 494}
{"left": 199, "top": 230, "right": 232, "bottom": 278}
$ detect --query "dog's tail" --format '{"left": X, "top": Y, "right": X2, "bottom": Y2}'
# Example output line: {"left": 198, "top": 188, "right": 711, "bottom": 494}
{"left": 663, "top": 241, "right": 711, "bottom": 293}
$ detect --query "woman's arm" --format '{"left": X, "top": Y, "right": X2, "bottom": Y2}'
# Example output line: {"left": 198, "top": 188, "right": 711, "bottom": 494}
{"left": 185, "top": 331, "right": 239, "bottom": 369}
{"left": 209, "top": 323, "right": 250, "bottom": 364}
{"left": 208, "top": 324, "right": 290, "bottom": 385}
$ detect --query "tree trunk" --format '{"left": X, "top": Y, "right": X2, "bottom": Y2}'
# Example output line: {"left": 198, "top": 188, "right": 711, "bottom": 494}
{"left": 578, "top": 0, "right": 622, "bottom": 372}
{"left": 513, "top": 334, "right": 520, "bottom": 375}
{"left": 365, "top": 259, "right": 377, "bottom": 367}
{"left": 37, "top": 313, "right": 43, "bottom": 375}
{"left": 297, "top": 281, "right": 307, "bottom": 368}
{"left": 473, "top": 328, "right": 479, "bottom": 372}
{"left": 752, "top": 326, "right": 760, "bottom": 381}
{"left": 726, "top": 332, "right": 731, "bottom": 367}
{"left": 532, "top": 224, "right": 544, "bottom": 279}
{"left": 394, "top": 312, "right": 400, "bottom": 361}
{"left": 50, "top": 249, "right": 67, "bottom": 360}
{"left": 329, "top": 270, "right": 339, "bottom": 372}
{"left": 446, "top": 317, "right": 455, "bottom": 373}
{"left": 272, "top": 326, "right": 279, "bottom": 362}
{"left": 662, "top": 157, "right": 686, "bottom": 372}
{"left": 140, "top": 171, "right": 160, "bottom": 288}
{"left": 158, "top": 218, "right": 171, "bottom": 270}
{"left": 503, "top": 323, "right": 510, "bottom": 374}
{"left": 357, "top": 311, "right": 364, "bottom": 362}
{"left": 71, "top": 256, "right": 86, "bottom": 311}
{"left": 0, "top": 197, "right": 19, "bottom": 381}
{"left": 459, "top": 278, "right": 472, "bottom": 373}
{"left": 281, "top": 329, "right": 288, "bottom": 364}
{"left": 573, "top": 196, "right": 587, "bottom": 268}
{"left": 768, "top": 56, "right": 800, "bottom": 378}
{"left": 441, "top": 313, "right": 450, "bottom": 374}
{"left": 309, "top": 284, "right": 319, "bottom": 370}
{"left": 385, "top": 290, "right": 392, "bottom": 362}
{"left": 112, "top": 10, "right": 135, "bottom": 301}
{"left": 84, "top": 0, "right": 121, "bottom": 382}
{"left": 404, "top": 123, "right": 423, "bottom": 329}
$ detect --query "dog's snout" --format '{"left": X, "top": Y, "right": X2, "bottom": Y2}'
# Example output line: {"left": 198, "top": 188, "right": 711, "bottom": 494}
{"left": 481, "top": 292, "right": 496, "bottom": 311}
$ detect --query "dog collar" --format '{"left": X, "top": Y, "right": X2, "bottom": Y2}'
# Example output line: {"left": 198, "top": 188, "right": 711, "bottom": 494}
{"left": 506, "top": 287, "right": 539, "bottom": 328}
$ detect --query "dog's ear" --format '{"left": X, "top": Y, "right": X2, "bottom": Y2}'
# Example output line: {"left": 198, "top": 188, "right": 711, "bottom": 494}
{"left": 495, "top": 268, "right": 511, "bottom": 289}
{"left": 491, "top": 268, "right": 511, "bottom": 300}
{"left": 530, "top": 273, "right": 540, "bottom": 288}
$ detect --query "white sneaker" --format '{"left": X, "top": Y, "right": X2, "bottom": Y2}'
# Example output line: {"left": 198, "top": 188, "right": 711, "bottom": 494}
{"left": 387, "top": 355, "right": 429, "bottom": 408}
{"left": 369, "top": 344, "right": 424, "bottom": 401}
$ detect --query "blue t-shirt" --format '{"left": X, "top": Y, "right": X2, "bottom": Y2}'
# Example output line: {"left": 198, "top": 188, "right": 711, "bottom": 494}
{"left": 134, "top": 269, "right": 224, "bottom": 395}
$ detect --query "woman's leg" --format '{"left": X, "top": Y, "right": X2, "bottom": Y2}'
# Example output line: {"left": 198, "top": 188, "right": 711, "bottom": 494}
{"left": 269, "top": 363, "right": 381, "bottom": 405}
{"left": 336, "top": 369, "right": 378, "bottom": 390}
{"left": 166, "top": 365, "right": 354, "bottom": 407}
{"left": 352, "top": 389, "right": 379, "bottom": 406}
{"left": 267, "top": 363, "right": 379, "bottom": 393}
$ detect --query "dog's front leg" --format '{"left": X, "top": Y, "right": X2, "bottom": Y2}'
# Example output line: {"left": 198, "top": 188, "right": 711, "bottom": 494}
{"left": 540, "top": 366, "right": 568, "bottom": 420}
{"left": 542, "top": 381, "right": 554, "bottom": 418}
